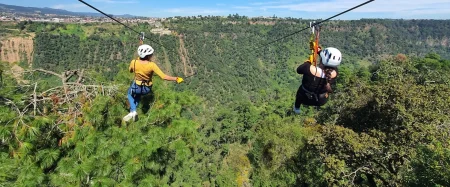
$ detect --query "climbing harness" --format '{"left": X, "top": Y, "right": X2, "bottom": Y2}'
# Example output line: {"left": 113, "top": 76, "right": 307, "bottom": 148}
{"left": 302, "top": 85, "right": 328, "bottom": 102}
{"left": 131, "top": 32, "right": 152, "bottom": 94}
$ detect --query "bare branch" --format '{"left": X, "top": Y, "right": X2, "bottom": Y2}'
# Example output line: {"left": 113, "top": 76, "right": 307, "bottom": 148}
{"left": 33, "top": 82, "right": 37, "bottom": 116}
{"left": 76, "top": 69, "right": 85, "bottom": 84}
{"left": 32, "top": 69, "right": 63, "bottom": 79}
{"left": 63, "top": 70, "right": 79, "bottom": 83}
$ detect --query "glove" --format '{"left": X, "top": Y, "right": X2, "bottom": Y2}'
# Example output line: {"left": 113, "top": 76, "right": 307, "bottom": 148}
{"left": 176, "top": 77, "right": 184, "bottom": 84}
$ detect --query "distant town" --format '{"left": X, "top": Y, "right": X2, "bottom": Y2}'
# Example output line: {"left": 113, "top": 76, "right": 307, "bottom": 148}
{"left": 0, "top": 3, "right": 297, "bottom": 37}
{"left": 0, "top": 7, "right": 287, "bottom": 36}
{"left": 0, "top": 9, "right": 178, "bottom": 35}
{"left": 0, "top": 6, "right": 282, "bottom": 24}
{"left": 0, "top": 11, "right": 165, "bottom": 24}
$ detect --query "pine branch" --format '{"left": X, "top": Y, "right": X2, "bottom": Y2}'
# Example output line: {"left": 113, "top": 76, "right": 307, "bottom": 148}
{"left": 2, "top": 98, "right": 25, "bottom": 146}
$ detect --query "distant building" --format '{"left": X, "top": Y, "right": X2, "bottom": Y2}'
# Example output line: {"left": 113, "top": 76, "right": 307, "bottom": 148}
{"left": 151, "top": 28, "right": 172, "bottom": 35}
{"left": 51, "top": 18, "right": 62, "bottom": 22}
{"left": 153, "top": 21, "right": 162, "bottom": 28}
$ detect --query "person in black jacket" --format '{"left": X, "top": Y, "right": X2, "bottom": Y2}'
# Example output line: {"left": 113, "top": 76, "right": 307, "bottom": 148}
{"left": 293, "top": 47, "right": 342, "bottom": 114}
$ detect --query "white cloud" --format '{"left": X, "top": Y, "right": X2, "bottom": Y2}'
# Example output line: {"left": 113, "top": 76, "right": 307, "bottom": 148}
{"left": 51, "top": 3, "right": 86, "bottom": 9}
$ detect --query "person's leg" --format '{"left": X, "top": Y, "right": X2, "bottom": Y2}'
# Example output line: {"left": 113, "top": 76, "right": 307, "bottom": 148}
{"left": 134, "top": 94, "right": 142, "bottom": 110}
{"left": 124, "top": 82, "right": 140, "bottom": 121}
{"left": 132, "top": 85, "right": 152, "bottom": 110}
{"left": 142, "top": 85, "right": 152, "bottom": 95}
{"left": 127, "top": 85, "right": 138, "bottom": 112}
{"left": 294, "top": 87, "right": 303, "bottom": 114}
{"left": 141, "top": 86, "right": 153, "bottom": 114}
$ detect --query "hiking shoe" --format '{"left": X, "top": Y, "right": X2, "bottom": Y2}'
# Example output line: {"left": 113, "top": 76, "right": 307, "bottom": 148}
{"left": 123, "top": 111, "right": 137, "bottom": 122}
{"left": 293, "top": 105, "right": 301, "bottom": 114}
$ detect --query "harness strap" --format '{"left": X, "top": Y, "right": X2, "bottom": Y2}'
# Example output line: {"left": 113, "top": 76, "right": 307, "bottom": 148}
{"left": 302, "top": 85, "right": 328, "bottom": 102}
{"left": 302, "top": 85, "right": 319, "bottom": 102}
{"left": 130, "top": 80, "right": 152, "bottom": 95}
{"left": 131, "top": 33, "right": 145, "bottom": 92}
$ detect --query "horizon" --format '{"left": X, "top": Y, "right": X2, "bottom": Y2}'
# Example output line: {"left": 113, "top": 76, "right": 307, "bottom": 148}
{"left": 0, "top": 0, "right": 450, "bottom": 20}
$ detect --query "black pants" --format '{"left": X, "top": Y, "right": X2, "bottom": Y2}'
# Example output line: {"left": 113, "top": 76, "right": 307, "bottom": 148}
{"left": 295, "top": 86, "right": 328, "bottom": 108}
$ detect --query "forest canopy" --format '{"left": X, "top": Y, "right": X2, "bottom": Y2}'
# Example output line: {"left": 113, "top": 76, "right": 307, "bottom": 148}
{"left": 0, "top": 18, "right": 450, "bottom": 186}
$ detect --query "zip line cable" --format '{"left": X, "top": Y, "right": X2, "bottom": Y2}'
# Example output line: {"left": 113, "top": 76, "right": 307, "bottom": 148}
{"left": 79, "top": 0, "right": 193, "bottom": 61}
{"left": 79, "top": 0, "right": 140, "bottom": 35}
{"left": 79, "top": 0, "right": 168, "bottom": 51}
{"left": 262, "top": 0, "right": 375, "bottom": 46}
{"left": 79, "top": 0, "right": 374, "bottom": 82}
{"left": 79, "top": 0, "right": 201, "bottom": 79}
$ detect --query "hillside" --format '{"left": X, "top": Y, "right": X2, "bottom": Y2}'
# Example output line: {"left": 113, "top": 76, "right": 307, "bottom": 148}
{"left": 7, "top": 18, "right": 449, "bottom": 103}
{"left": 1, "top": 18, "right": 450, "bottom": 186}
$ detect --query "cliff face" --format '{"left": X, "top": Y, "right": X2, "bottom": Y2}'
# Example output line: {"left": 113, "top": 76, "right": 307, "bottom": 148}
{"left": 0, "top": 36, "right": 34, "bottom": 64}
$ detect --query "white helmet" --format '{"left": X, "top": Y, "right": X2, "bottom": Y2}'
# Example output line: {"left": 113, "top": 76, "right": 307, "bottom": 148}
{"left": 137, "top": 44, "right": 154, "bottom": 58}
{"left": 320, "top": 47, "right": 342, "bottom": 67}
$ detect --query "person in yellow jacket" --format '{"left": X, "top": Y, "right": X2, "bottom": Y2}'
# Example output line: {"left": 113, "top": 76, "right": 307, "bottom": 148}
{"left": 123, "top": 44, "right": 184, "bottom": 122}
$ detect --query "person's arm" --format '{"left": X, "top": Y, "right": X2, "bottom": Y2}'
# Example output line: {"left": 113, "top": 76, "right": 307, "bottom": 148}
{"left": 129, "top": 60, "right": 135, "bottom": 73}
{"left": 163, "top": 75, "right": 178, "bottom": 81}
{"left": 296, "top": 62, "right": 311, "bottom": 75}
{"left": 326, "top": 69, "right": 338, "bottom": 93}
{"left": 329, "top": 69, "right": 338, "bottom": 85}
{"left": 152, "top": 63, "right": 183, "bottom": 82}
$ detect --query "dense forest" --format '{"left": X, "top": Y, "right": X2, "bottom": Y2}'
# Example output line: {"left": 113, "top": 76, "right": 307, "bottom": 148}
{"left": 1, "top": 17, "right": 450, "bottom": 186}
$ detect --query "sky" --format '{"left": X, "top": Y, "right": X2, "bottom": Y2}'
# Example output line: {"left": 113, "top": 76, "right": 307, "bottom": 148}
{"left": 1, "top": 0, "right": 450, "bottom": 19}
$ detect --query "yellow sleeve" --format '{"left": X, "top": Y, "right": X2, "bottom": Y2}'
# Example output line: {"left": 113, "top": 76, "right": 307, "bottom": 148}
{"left": 151, "top": 62, "right": 167, "bottom": 78}
{"left": 129, "top": 60, "right": 135, "bottom": 72}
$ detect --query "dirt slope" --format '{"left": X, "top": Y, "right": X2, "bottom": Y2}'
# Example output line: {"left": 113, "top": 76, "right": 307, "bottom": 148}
{"left": 0, "top": 36, "right": 34, "bottom": 64}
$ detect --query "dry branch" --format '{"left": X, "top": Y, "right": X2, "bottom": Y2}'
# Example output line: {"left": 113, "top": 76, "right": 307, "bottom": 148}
{"left": 24, "top": 68, "right": 120, "bottom": 114}
{"left": 32, "top": 68, "right": 63, "bottom": 79}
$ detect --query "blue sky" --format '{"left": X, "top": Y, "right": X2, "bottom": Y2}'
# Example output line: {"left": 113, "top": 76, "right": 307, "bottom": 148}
{"left": 1, "top": 0, "right": 450, "bottom": 19}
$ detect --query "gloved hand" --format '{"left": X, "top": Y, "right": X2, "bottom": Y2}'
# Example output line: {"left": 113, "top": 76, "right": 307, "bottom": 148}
{"left": 176, "top": 77, "right": 184, "bottom": 84}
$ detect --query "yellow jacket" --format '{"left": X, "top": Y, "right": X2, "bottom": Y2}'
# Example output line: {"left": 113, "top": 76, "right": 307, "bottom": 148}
{"left": 129, "top": 60, "right": 166, "bottom": 86}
